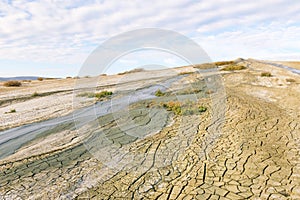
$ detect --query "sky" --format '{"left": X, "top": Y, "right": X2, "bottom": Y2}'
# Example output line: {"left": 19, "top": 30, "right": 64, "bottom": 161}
{"left": 0, "top": 0, "right": 300, "bottom": 77}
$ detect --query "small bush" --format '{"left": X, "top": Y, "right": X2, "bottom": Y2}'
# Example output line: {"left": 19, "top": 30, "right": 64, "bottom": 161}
{"left": 5, "top": 109, "right": 16, "bottom": 114}
{"left": 37, "top": 77, "right": 44, "bottom": 81}
{"left": 286, "top": 78, "right": 296, "bottom": 82}
{"left": 3, "top": 81, "right": 22, "bottom": 87}
{"left": 155, "top": 89, "right": 165, "bottom": 97}
{"left": 221, "top": 64, "right": 246, "bottom": 71}
{"left": 66, "top": 76, "right": 72, "bottom": 79}
{"left": 160, "top": 101, "right": 207, "bottom": 116}
{"left": 161, "top": 101, "right": 182, "bottom": 115}
{"left": 32, "top": 92, "right": 40, "bottom": 97}
{"left": 199, "top": 106, "right": 207, "bottom": 112}
{"left": 95, "top": 91, "right": 113, "bottom": 98}
{"left": 261, "top": 72, "right": 272, "bottom": 77}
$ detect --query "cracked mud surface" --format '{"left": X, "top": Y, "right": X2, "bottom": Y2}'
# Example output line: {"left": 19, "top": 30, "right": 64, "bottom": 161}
{"left": 0, "top": 60, "right": 299, "bottom": 199}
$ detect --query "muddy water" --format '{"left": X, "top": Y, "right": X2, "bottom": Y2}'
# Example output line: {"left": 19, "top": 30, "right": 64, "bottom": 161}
{"left": 0, "top": 75, "right": 187, "bottom": 160}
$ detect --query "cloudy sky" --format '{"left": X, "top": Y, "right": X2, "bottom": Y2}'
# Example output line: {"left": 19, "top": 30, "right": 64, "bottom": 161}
{"left": 0, "top": 0, "right": 300, "bottom": 77}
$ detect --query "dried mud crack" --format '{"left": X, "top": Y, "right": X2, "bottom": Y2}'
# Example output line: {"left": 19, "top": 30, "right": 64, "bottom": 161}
{"left": 0, "top": 60, "right": 299, "bottom": 199}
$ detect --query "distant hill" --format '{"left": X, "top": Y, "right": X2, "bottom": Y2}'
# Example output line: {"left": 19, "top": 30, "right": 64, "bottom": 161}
{"left": 0, "top": 76, "right": 40, "bottom": 81}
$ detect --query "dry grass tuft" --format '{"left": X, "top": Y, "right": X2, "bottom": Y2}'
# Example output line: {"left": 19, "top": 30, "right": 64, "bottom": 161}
{"left": 3, "top": 80, "right": 22, "bottom": 87}
{"left": 221, "top": 64, "right": 246, "bottom": 71}
{"left": 178, "top": 71, "right": 194, "bottom": 75}
{"left": 118, "top": 68, "right": 145, "bottom": 75}
{"left": 261, "top": 72, "right": 272, "bottom": 77}
{"left": 286, "top": 78, "right": 296, "bottom": 83}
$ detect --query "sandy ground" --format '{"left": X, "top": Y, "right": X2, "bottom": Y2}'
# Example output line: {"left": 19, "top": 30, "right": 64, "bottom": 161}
{"left": 0, "top": 59, "right": 300, "bottom": 199}
{"left": 0, "top": 67, "right": 195, "bottom": 130}
{"left": 273, "top": 61, "right": 300, "bottom": 70}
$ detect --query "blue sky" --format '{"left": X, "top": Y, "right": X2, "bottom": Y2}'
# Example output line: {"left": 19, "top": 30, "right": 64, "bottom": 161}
{"left": 0, "top": 0, "right": 300, "bottom": 77}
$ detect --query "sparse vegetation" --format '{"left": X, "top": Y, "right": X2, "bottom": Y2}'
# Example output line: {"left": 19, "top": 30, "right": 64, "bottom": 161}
{"left": 77, "top": 91, "right": 113, "bottom": 100}
{"left": 176, "top": 88, "right": 202, "bottom": 95}
{"left": 206, "top": 90, "right": 214, "bottom": 94}
{"left": 286, "top": 78, "right": 296, "bottom": 82}
{"left": 261, "top": 72, "right": 272, "bottom": 77}
{"left": 66, "top": 76, "right": 72, "bottom": 79}
{"left": 178, "top": 71, "right": 194, "bottom": 75}
{"left": 160, "top": 101, "right": 207, "bottom": 116}
{"left": 37, "top": 77, "right": 44, "bottom": 81}
{"left": 193, "top": 61, "right": 235, "bottom": 69}
{"left": 193, "top": 63, "right": 215, "bottom": 69}
{"left": 95, "top": 91, "right": 113, "bottom": 98}
{"left": 161, "top": 101, "right": 182, "bottom": 115}
{"left": 214, "top": 61, "right": 235, "bottom": 66}
{"left": 77, "top": 92, "right": 95, "bottom": 98}
{"left": 117, "top": 68, "right": 145, "bottom": 75}
{"left": 31, "top": 92, "right": 40, "bottom": 97}
{"left": 155, "top": 89, "right": 165, "bottom": 97}
{"left": 199, "top": 106, "right": 207, "bottom": 112}
{"left": 3, "top": 80, "right": 22, "bottom": 87}
{"left": 5, "top": 109, "right": 16, "bottom": 114}
{"left": 221, "top": 64, "right": 246, "bottom": 71}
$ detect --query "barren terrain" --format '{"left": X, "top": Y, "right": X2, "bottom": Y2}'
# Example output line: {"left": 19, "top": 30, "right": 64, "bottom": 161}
{"left": 0, "top": 59, "right": 299, "bottom": 199}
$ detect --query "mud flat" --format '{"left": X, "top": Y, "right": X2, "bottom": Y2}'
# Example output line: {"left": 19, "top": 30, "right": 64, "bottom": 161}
{"left": 0, "top": 59, "right": 299, "bottom": 199}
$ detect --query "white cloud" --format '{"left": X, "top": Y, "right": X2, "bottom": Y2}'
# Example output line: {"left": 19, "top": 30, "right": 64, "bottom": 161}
{"left": 195, "top": 23, "right": 300, "bottom": 61}
{"left": 0, "top": 0, "right": 299, "bottom": 76}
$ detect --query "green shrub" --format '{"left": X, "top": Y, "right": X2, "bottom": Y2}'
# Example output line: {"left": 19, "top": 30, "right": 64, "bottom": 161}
{"left": 199, "top": 106, "right": 207, "bottom": 112}
{"left": 261, "top": 72, "right": 272, "bottom": 77}
{"left": 155, "top": 89, "right": 165, "bottom": 97}
{"left": 160, "top": 101, "right": 207, "bottom": 116}
{"left": 95, "top": 91, "right": 113, "bottom": 98}
{"left": 161, "top": 101, "right": 181, "bottom": 115}
{"left": 32, "top": 92, "right": 40, "bottom": 97}
{"left": 3, "top": 81, "right": 22, "bottom": 87}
